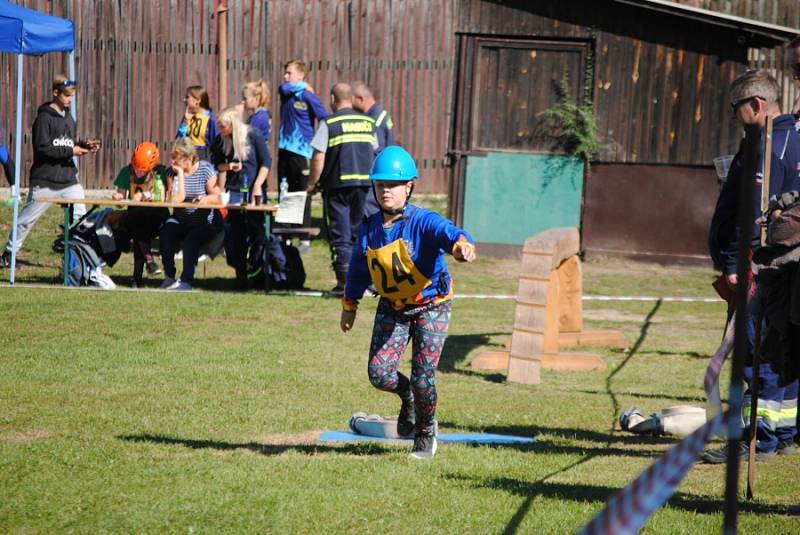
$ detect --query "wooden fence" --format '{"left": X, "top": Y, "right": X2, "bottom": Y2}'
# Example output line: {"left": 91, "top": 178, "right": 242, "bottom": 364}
{"left": 0, "top": 0, "right": 456, "bottom": 192}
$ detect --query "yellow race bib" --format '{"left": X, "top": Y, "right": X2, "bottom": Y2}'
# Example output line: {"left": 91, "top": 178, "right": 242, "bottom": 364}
{"left": 187, "top": 113, "right": 211, "bottom": 147}
{"left": 366, "top": 239, "right": 430, "bottom": 301}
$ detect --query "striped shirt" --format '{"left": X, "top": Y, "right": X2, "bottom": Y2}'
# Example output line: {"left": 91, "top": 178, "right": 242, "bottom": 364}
{"left": 172, "top": 160, "right": 216, "bottom": 225}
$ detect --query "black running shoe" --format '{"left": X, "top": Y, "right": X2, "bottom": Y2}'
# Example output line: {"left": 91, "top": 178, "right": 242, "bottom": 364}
{"left": 397, "top": 391, "right": 415, "bottom": 438}
{"left": 146, "top": 261, "right": 162, "bottom": 276}
{"left": 0, "top": 250, "right": 10, "bottom": 268}
{"left": 409, "top": 433, "right": 437, "bottom": 459}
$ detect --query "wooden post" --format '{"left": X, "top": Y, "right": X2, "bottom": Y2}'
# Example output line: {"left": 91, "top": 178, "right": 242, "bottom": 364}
{"left": 217, "top": 1, "right": 229, "bottom": 109}
{"left": 472, "top": 227, "right": 625, "bottom": 383}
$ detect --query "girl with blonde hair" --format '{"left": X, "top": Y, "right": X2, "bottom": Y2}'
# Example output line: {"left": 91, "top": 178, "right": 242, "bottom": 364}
{"left": 242, "top": 79, "right": 272, "bottom": 146}
{"left": 158, "top": 138, "right": 222, "bottom": 291}
{"left": 212, "top": 106, "right": 271, "bottom": 290}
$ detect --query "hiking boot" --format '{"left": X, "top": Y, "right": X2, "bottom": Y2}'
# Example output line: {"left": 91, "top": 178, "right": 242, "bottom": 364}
{"left": 325, "top": 267, "right": 347, "bottom": 297}
{"left": 701, "top": 441, "right": 776, "bottom": 464}
{"left": 397, "top": 391, "right": 416, "bottom": 438}
{"left": 777, "top": 439, "right": 797, "bottom": 456}
{"left": 0, "top": 250, "right": 11, "bottom": 268}
{"left": 159, "top": 277, "right": 176, "bottom": 289}
{"left": 409, "top": 433, "right": 437, "bottom": 459}
{"left": 146, "top": 261, "right": 162, "bottom": 276}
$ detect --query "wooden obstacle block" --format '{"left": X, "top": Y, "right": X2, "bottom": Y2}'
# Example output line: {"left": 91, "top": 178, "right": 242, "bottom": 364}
{"left": 481, "top": 227, "right": 623, "bottom": 385}
{"left": 472, "top": 350, "right": 606, "bottom": 372}
{"left": 470, "top": 351, "right": 510, "bottom": 370}
{"left": 558, "top": 329, "right": 627, "bottom": 349}
{"left": 541, "top": 353, "right": 606, "bottom": 371}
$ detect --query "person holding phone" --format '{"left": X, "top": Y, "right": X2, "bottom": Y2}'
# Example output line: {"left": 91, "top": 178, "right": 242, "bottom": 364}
{"left": 1, "top": 75, "right": 100, "bottom": 268}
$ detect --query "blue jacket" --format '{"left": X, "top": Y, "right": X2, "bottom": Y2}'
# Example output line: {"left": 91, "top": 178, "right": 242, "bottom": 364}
{"left": 345, "top": 204, "right": 474, "bottom": 306}
{"left": 249, "top": 108, "right": 271, "bottom": 144}
{"left": 709, "top": 114, "right": 800, "bottom": 274}
{"left": 278, "top": 82, "right": 328, "bottom": 158}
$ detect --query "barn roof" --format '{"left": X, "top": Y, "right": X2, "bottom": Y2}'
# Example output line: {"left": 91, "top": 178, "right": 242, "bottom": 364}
{"left": 614, "top": 0, "right": 798, "bottom": 46}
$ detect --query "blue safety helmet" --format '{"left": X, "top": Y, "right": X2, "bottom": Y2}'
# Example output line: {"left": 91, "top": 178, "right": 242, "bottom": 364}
{"left": 370, "top": 146, "right": 418, "bottom": 181}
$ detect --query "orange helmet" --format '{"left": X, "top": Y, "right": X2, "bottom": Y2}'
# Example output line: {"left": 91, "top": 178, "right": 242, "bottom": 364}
{"left": 131, "top": 142, "right": 159, "bottom": 173}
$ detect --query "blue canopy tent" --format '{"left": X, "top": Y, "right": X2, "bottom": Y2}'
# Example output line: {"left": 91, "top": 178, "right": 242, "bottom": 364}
{"left": 0, "top": 0, "right": 75, "bottom": 284}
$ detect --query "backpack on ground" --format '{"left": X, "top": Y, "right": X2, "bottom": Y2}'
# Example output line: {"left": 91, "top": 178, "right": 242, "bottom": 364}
{"left": 268, "top": 238, "right": 306, "bottom": 290}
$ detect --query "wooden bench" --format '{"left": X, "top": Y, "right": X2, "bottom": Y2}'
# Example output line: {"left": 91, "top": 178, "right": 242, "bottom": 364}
{"left": 272, "top": 227, "right": 321, "bottom": 240}
{"left": 471, "top": 227, "right": 626, "bottom": 385}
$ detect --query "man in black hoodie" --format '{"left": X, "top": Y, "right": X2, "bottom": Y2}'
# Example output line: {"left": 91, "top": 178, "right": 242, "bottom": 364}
{"left": 1, "top": 75, "right": 99, "bottom": 267}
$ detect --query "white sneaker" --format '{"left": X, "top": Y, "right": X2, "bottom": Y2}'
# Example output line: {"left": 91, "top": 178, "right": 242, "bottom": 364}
{"left": 197, "top": 254, "right": 209, "bottom": 263}
{"left": 409, "top": 434, "right": 437, "bottom": 459}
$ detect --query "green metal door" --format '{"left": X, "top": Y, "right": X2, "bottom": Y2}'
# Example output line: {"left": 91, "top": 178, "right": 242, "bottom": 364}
{"left": 451, "top": 37, "right": 591, "bottom": 246}
{"left": 463, "top": 153, "right": 583, "bottom": 245}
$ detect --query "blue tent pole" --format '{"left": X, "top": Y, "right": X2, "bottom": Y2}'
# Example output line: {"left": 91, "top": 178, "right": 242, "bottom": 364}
{"left": 9, "top": 53, "right": 23, "bottom": 285}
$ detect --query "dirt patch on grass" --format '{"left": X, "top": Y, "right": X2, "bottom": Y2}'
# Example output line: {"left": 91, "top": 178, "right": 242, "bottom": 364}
{"left": 256, "top": 431, "right": 323, "bottom": 445}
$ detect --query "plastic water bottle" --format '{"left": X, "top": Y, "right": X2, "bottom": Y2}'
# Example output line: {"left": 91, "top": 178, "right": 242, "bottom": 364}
{"left": 172, "top": 174, "right": 180, "bottom": 199}
{"left": 279, "top": 176, "right": 289, "bottom": 202}
{"left": 153, "top": 178, "right": 163, "bottom": 202}
{"left": 240, "top": 174, "right": 249, "bottom": 207}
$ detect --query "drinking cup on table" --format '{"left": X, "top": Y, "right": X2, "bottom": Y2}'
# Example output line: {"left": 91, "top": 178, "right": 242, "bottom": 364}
{"left": 220, "top": 191, "right": 230, "bottom": 205}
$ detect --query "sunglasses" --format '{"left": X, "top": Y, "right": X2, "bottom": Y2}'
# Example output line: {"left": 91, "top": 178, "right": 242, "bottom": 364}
{"left": 730, "top": 95, "right": 764, "bottom": 114}
{"left": 57, "top": 79, "right": 77, "bottom": 88}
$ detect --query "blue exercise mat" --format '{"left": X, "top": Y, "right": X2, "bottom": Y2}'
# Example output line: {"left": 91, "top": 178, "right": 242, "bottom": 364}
{"left": 319, "top": 431, "right": 535, "bottom": 445}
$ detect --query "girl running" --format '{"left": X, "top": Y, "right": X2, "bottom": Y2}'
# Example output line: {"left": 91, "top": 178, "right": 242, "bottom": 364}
{"left": 341, "top": 146, "right": 476, "bottom": 459}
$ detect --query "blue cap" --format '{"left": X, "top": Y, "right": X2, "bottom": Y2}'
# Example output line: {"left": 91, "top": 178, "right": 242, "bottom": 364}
{"left": 369, "top": 146, "right": 418, "bottom": 181}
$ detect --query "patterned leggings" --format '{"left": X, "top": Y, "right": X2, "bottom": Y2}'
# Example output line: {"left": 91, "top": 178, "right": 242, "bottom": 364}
{"left": 367, "top": 298, "right": 452, "bottom": 435}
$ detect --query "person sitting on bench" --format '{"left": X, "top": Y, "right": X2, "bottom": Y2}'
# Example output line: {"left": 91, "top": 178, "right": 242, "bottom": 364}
{"left": 111, "top": 141, "right": 171, "bottom": 287}
{"left": 159, "top": 139, "right": 222, "bottom": 291}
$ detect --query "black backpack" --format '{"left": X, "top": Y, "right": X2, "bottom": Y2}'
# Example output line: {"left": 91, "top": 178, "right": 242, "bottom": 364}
{"left": 268, "top": 238, "right": 306, "bottom": 290}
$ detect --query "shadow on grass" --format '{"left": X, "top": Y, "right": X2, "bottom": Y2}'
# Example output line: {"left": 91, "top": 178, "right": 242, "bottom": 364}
{"left": 439, "top": 420, "right": 677, "bottom": 447}
{"left": 447, "top": 473, "right": 789, "bottom": 518}
{"left": 118, "top": 433, "right": 392, "bottom": 456}
{"left": 646, "top": 350, "right": 710, "bottom": 360}
{"left": 605, "top": 299, "right": 662, "bottom": 436}
{"left": 575, "top": 389, "right": 711, "bottom": 404}
{"left": 438, "top": 332, "right": 511, "bottom": 383}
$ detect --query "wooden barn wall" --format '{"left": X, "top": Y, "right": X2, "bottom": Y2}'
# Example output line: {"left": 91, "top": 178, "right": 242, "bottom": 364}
{"left": 455, "top": 0, "right": 769, "bottom": 166}
{"left": 0, "top": 0, "right": 457, "bottom": 193}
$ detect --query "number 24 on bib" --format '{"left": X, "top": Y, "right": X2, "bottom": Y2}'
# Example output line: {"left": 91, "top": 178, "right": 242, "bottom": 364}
{"left": 366, "top": 240, "right": 430, "bottom": 300}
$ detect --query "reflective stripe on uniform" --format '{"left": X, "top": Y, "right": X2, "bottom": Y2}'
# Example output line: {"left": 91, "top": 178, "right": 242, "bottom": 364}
{"left": 742, "top": 395, "right": 782, "bottom": 431}
{"left": 327, "top": 114, "right": 375, "bottom": 124}
{"left": 778, "top": 398, "right": 797, "bottom": 428}
{"left": 340, "top": 173, "right": 371, "bottom": 181}
{"left": 376, "top": 110, "right": 387, "bottom": 127}
{"left": 329, "top": 134, "right": 377, "bottom": 147}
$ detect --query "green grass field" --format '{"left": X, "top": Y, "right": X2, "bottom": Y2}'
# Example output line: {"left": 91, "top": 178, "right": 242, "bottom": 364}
{"left": 1, "top": 200, "right": 798, "bottom": 533}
